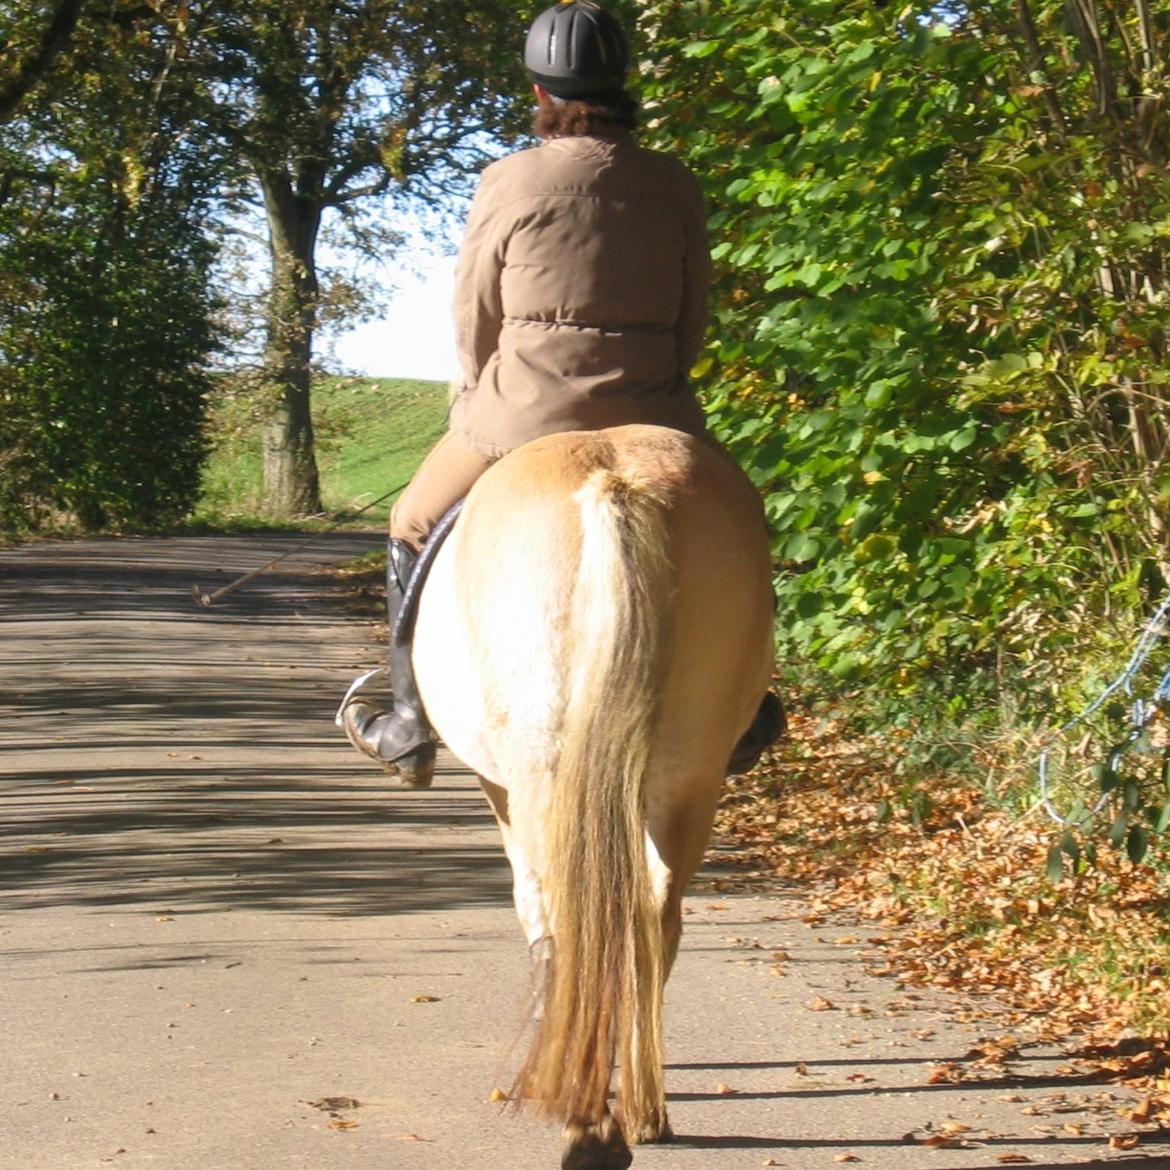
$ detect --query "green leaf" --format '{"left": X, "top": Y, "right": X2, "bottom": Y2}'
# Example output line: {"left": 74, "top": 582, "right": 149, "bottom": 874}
{"left": 1109, "top": 814, "right": 1129, "bottom": 849}
{"left": 1154, "top": 798, "right": 1170, "bottom": 834}
{"left": 1126, "top": 825, "right": 1149, "bottom": 865}
{"left": 784, "top": 533, "right": 822, "bottom": 562}
{"left": 1123, "top": 778, "right": 1141, "bottom": 813}
{"left": 909, "top": 789, "right": 931, "bottom": 828}
{"left": 1092, "top": 761, "right": 1119, "bottom": 793}
{"left": 795, "top": 590, "right": 824, "bottom": 619}
{"left": 1046, "top": 844, "right": 1065, "bottom": 883}
{"left": 948, "top": 425, "right": 978, "bottom": 452}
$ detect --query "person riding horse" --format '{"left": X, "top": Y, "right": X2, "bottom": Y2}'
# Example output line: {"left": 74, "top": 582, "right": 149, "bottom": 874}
{"left": 339, "top": 0, "right": 782, "bottom": 784}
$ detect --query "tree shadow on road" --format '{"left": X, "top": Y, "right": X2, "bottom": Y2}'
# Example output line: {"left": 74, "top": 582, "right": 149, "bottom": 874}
{"left": 1, "top": 534, "right": 513, "bottom": 920}
{"left": 2, "top": 754, "right": 513, "bottom": 918}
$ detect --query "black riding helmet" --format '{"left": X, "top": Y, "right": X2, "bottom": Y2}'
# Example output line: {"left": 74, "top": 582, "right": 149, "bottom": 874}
{"left": 524, "top": 1, "right": 630, "bottom": 100}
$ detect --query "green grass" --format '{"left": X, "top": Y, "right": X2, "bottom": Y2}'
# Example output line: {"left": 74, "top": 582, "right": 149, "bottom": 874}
{"left": 194, "top": 375, "right": 449, "bottom": 527}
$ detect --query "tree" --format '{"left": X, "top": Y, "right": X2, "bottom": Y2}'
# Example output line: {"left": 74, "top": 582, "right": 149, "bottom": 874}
{"left": 0, "top": 1, "right": 223, "bottom": 530}
{"left": 0, "top": 0, "right": 86, "bottom": 123}
{"left": 638, "top": 1, "right": 1170, "bottom": 731}
{"left": 200, "top": 0, "right": 535, "bottom": 517}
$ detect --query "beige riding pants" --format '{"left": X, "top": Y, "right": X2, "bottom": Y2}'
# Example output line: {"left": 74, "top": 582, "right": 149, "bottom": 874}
{"left": 390, "top": 430, "right": 500, "bottom": 550}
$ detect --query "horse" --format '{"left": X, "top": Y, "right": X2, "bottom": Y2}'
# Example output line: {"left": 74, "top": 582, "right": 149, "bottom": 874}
{"left": 411, "top": 423, "right": 775, "bottom": 1169}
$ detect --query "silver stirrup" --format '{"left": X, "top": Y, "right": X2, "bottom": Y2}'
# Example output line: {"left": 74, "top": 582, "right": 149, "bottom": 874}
{"left": 333, "top": 667, "right": 385, "bottom": 728}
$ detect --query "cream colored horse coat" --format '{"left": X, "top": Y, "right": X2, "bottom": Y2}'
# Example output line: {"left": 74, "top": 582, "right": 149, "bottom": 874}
{"left": 413, "top": 424, "right": 773, "bottom": 1165}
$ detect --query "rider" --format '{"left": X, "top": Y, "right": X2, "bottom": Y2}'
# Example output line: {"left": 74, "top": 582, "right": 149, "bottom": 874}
{"left": 340, "top": 0, "right": 783, "bottom": 782}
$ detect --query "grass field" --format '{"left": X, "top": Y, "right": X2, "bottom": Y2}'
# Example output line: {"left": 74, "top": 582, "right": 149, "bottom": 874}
{"left": 195, "top": 376, "right": 449, "bottom": 527}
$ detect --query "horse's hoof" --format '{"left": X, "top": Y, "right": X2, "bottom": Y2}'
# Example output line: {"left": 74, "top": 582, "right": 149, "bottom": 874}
{"left": 617, "top": 1105, "right": 671, "bottom": 1144}
{"left": 636, "top": 1116, "right": 673, "bottom": 1144}
{"left": 561, "top": 1115, "right": 632, "bottom": 1170}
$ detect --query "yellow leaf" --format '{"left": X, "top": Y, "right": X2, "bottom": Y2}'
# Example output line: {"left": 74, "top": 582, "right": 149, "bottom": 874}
{"left": 410, "top": 994, "right": 440, "bottom": 1003}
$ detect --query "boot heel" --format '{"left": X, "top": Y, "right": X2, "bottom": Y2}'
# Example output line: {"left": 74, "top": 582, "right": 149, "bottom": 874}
{"left": 388, "top": 741, "right": 436, "bottom": 787}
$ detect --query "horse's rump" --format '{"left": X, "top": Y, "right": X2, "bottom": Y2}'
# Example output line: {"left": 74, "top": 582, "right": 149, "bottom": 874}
{"left": 412, "top": 424, "right": 774, "bottom": 1140}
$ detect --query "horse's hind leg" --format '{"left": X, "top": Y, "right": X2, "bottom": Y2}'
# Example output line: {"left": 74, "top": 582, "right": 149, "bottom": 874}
{"left": 561, "top": 1114, "right": 632, "bottom": 1170}
{"left": 479, "top": 778, "right": 549, "bottom": 951}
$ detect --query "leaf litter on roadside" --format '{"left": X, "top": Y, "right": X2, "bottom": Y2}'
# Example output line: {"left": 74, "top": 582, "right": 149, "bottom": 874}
{"left": 709, "top": 706, "right": 1170, "bottom": 1126}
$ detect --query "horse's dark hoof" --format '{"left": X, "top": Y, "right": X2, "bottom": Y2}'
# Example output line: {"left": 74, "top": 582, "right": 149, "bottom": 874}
{"left": 562, "top": 1115, "right": 632, "bottom": 1170}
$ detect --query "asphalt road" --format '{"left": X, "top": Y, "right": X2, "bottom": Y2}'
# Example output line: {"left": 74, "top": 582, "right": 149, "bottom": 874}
{"left": 1, "top": 534, "right": 1165, "bottom": 1170}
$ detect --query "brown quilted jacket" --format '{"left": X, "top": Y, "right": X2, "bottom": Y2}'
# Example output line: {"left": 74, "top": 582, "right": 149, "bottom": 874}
{"left": 447, "top": 133, "right": 712, "bottom": 455}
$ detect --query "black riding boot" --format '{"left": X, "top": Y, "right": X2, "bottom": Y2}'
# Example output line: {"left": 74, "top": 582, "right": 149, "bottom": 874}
{"left": 726, "top": 691, "right": 788, "bottom": 775}
{"left": 339, "top": 538, "right": 436, "bottom": 786}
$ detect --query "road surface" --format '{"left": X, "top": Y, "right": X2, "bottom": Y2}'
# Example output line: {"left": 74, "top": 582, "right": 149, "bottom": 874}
{"left": 1, "top": 534, "right": 1163, "bottom": 1170}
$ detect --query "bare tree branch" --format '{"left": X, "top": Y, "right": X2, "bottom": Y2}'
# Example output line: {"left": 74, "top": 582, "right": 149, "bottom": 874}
{"left": 1015, "top": 0, "right": 1069, "bottom": 137}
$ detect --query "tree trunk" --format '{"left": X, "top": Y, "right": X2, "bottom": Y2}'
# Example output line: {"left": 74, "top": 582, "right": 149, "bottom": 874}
{"left": 260, "top": 175, "right": 322, "bottom": 518}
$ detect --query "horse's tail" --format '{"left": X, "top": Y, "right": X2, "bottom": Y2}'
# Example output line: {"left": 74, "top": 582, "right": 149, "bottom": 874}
{"left": 514, "top": 467, "right": 672, "bottom": 1137}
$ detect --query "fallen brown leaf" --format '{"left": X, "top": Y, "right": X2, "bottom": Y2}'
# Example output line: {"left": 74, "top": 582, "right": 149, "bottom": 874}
{"left": 919, "top": 1135, "right": 966, "bottom": 1149}
{"left": 1126, "top": 1098, "right": 1157, "bottom": 1123}
{"left": 709, "top": 707, "right": 1170, "bottom": 1081}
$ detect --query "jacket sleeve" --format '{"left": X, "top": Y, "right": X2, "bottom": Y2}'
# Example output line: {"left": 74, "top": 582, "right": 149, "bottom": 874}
{"left": 674, "top": 170, "right": 713, "bottom": 374}
{"left": 452, "top": 168, "right": 505, "bottom": 396}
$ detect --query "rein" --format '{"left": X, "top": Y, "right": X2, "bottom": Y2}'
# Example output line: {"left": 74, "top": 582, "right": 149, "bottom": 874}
{"left": 190, "top": 478, "right": 411, "bottom": 608}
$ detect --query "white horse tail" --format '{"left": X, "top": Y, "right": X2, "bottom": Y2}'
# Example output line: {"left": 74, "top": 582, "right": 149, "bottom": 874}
{"left": 516, "top": 466, "right": 672, "bottom": 1139}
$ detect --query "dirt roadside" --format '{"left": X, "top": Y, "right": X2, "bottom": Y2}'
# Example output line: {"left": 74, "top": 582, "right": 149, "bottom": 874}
{"left": 1, "top": 534, "right": 1165, "bottom": 1170}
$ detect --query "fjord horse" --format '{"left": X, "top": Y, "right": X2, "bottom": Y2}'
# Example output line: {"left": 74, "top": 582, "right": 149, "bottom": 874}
{"left": 411, "top": 424, "right": 775, "bottom": 1169}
